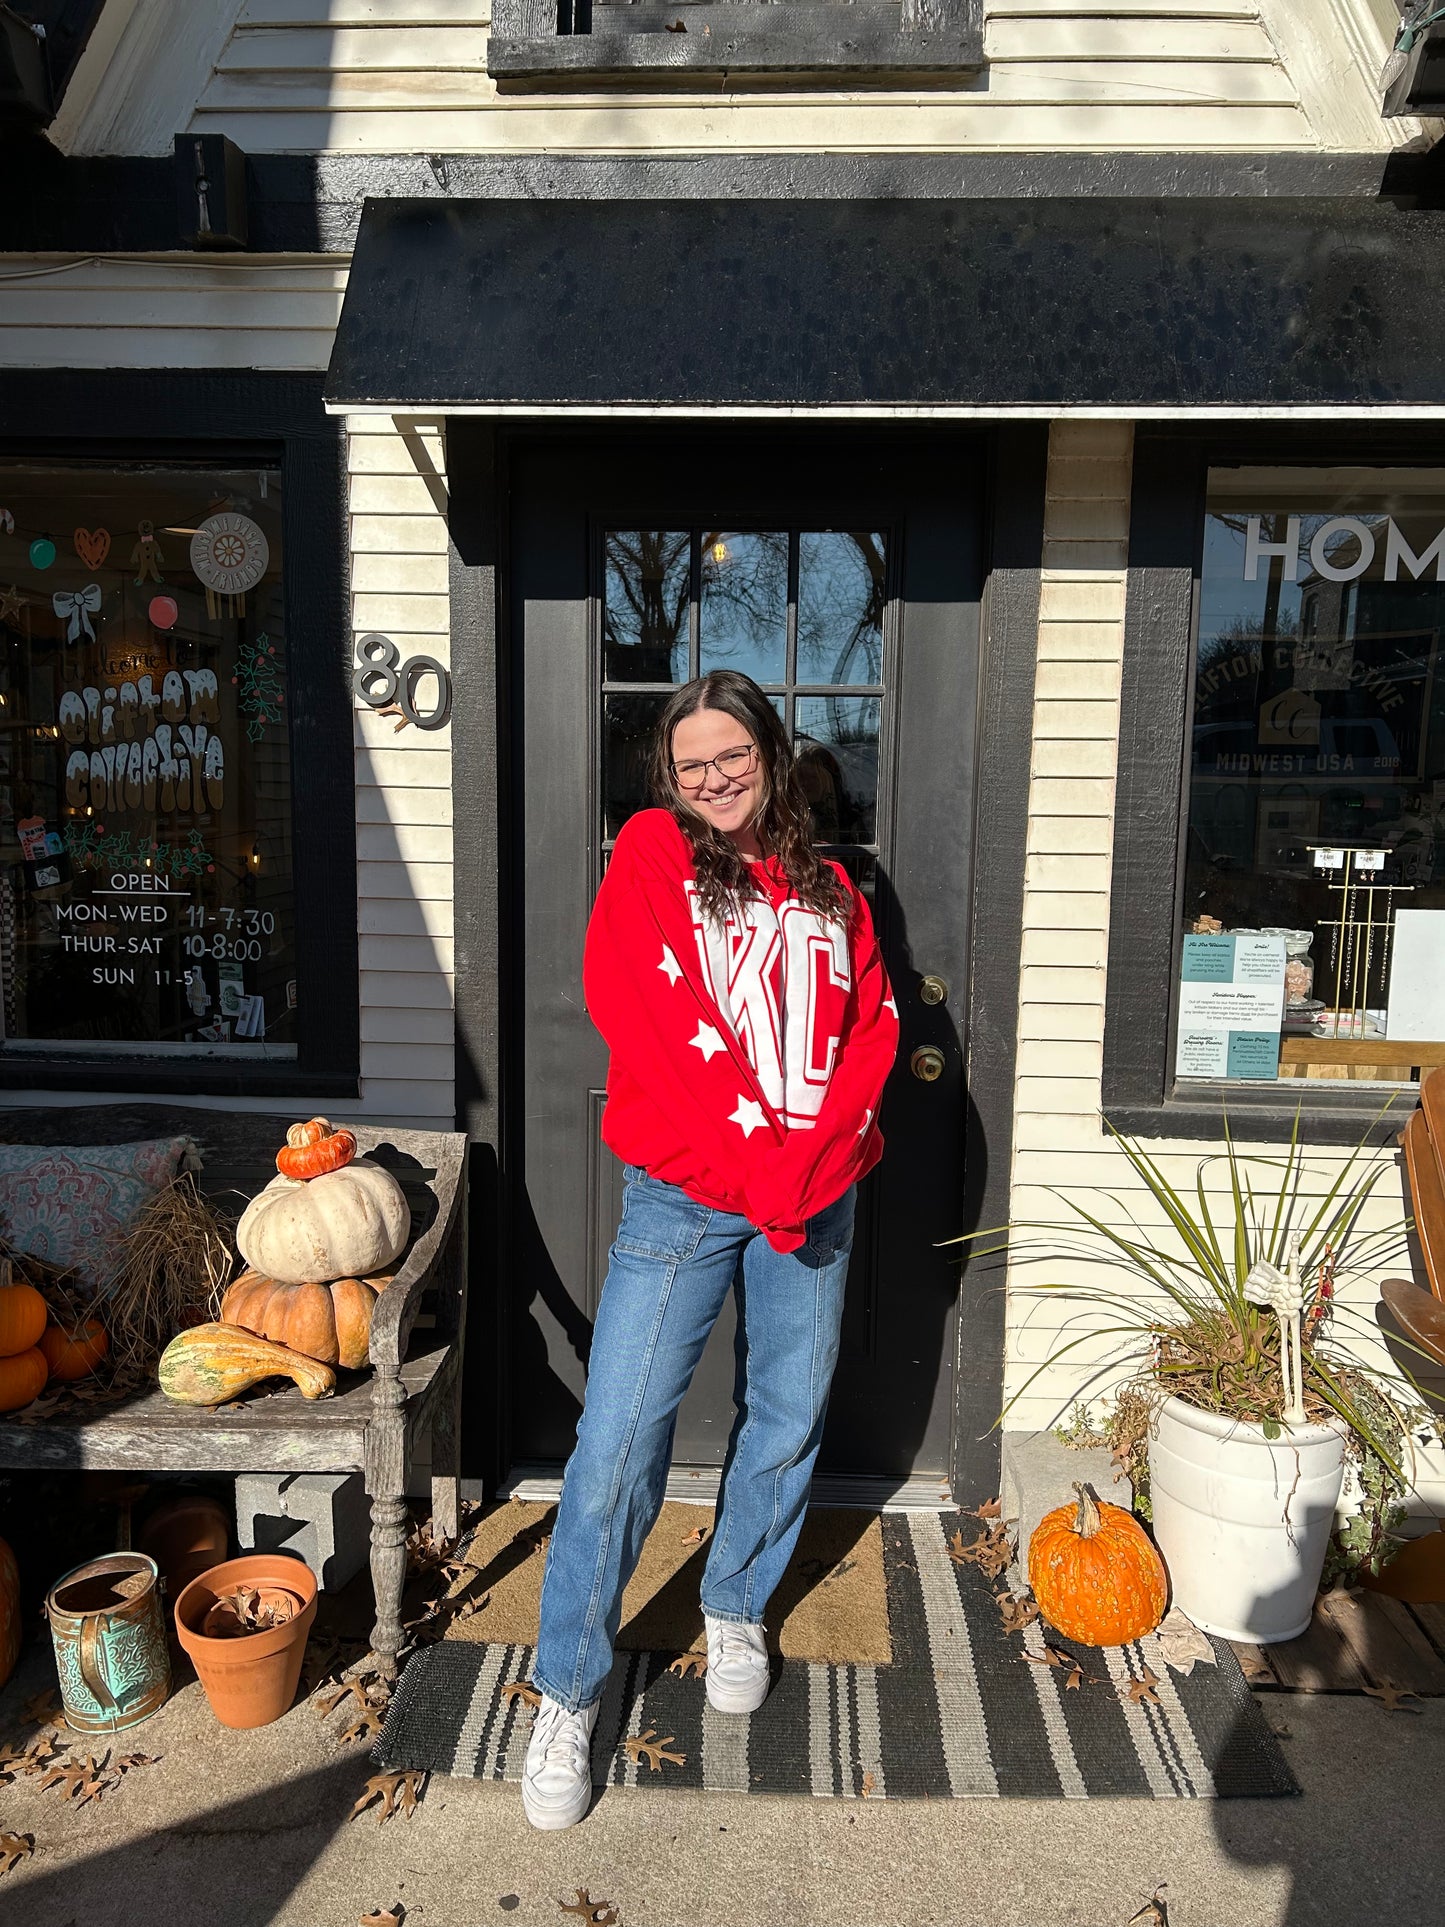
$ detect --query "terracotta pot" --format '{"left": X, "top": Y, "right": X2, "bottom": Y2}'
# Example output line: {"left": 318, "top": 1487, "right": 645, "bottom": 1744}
{"left": 137, "top": 1495, "right": 231, "bottom": 1601}
{"left": 174, "top": 1554, "right": 317, "bottom": 1729}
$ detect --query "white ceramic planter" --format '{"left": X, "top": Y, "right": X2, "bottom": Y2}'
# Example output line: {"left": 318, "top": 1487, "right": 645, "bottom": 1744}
{"left": 1147, "top": 1393, "right": 1346, "bottom": 1643}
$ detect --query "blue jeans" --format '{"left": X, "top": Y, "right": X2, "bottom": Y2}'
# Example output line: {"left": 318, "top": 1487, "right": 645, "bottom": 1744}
{"left": 532, "top": 1166, "right": 856, "bottom": 1713}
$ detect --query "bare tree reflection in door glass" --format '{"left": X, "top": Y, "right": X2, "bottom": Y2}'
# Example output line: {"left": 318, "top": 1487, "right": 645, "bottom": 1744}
{"left": 604, "top": 530, "right": 690, "bottom": 683}
{"left": 699, "top": 531, "right": 788, "bottom": 682}
{"left": 798, "top": 531, "right": 885, "bottom": 686}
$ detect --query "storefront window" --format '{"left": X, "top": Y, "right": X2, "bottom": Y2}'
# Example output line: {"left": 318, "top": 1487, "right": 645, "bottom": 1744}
{"left": 0, "top": 464, "right": 295, "bottom": 1057}
{"left": 1179, "top": 468, "right": 1445, "bottom": 1085}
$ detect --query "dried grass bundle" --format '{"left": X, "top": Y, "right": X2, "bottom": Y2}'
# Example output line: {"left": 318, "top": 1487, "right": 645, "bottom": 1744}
{"left": 0, "top": 1234, "right": 83, "bottom": 1326}
{"left": 102, "top": 1173, "right": 237, "bottom": 1386}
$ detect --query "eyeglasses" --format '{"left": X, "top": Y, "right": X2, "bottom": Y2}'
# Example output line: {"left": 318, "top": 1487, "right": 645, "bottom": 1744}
{"left": 670, "top": 743, "right": 758, "bottom": 791}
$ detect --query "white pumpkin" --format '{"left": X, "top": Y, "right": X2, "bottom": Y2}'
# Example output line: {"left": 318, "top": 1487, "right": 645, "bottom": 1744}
{"left": 236, "top": 1158, "right": 410, "bottom": 1286}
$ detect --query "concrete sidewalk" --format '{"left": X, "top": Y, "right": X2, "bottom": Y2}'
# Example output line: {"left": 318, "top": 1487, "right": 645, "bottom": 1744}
{"left": 1, "top": 1637, "right": 1439, "bottom": 1927}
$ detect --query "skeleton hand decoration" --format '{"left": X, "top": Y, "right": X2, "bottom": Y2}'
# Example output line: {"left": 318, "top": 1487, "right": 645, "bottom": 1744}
{"left": 1245, "top": 1234, "right": 1307, "bottom": 1426}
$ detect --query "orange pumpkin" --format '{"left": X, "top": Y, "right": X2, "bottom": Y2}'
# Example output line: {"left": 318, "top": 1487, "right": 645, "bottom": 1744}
{"left": 40, "top": 1317, "right": 110, "bottom": 1383}
{"left": 0, "top": 1269, "right": 47, "bottom": 1358}
{"left": 0, "top": 1348, "right": 49, "bottom": 1413}
{"left": 276, "top": 1118, "right": 357, "bottom": 1182}
{"left": 219, "top": 1268, "right": 383, "bottom": 1370}
{"left": 0, "top": 1535, "right": 20, "bottom": 1690}
{"left": 1028, "top": 1482, "right": 1168, "bottom": 1647}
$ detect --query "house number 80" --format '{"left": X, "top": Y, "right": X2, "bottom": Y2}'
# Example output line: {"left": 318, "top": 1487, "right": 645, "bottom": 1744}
{"left": 352, "top": 633, "right": 452, "bottom": 731}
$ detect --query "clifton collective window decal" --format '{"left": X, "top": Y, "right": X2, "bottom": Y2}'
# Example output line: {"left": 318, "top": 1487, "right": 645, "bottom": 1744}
{"left": 0, "top": 465, "right": 296, "bottom": 1057}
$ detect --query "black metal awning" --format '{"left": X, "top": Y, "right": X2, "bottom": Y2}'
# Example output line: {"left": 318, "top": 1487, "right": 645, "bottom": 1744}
{"left": 325, "top": 195, "right": 1445, "bottom": 413}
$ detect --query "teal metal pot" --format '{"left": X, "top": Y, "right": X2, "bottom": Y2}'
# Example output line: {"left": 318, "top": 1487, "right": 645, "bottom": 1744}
{"left": 46, "top": 1552, "right": 171, "bottom": 1734}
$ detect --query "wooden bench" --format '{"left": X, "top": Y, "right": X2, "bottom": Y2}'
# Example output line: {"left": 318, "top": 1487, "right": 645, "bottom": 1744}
{"left": 0, "top": 1104, "right": 468, "bottom": 1675}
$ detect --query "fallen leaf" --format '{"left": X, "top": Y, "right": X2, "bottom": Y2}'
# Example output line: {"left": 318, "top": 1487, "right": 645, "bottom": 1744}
{"left": 994, "top": 1591, "right": 1039, "bottom": 1634}
{"left": 1064, "top": 1665, "right": 1084, "bottom": 1692}
{"left": 0, "top": 1833, "right": 34, "bottom": 1876}
{"left": 860, "top": 1769, "right": 877, "bottom": 1797}
{"left": 314, "top": 1680, "right": 363, "bottom": 1717}
{"left": 559, "top": 1891, "right": 619, "bottom": 1925}
{"left": 1022, "top": 1644, "right": 1070, "bottom": 1671}
{"left": 39, "top": 1753, "right": 112, "bottom": 1804}
{"left": 1155, "top": 1608, "right": 1217, "bottom": 1677}
{"left": 971, "top": 1497, "right": 1003, "bottom": 1520}
{"left": 350, "top": 1769, "right": 427, "bottom": 1824}
{"left": 15, "top": 1395, "right": 67, "bottom": 1423}
{"left": 623, "top": 1727, "right": 686, "bottom": 1772}
{"left": 360, "top": 1907, "right": 405, "bottom": 1926}
{"left": 1362, "top": 1680, "right": 1423, "bottom": 1714}
{"left": 114, "top": 1753, "right": 161, "bottom": 1774}
{"left": 1123, "top": 1665, "right": 1162, "bottom": 1707}
{"left": 1126, "top": 1886, "right": 1169, "bottom": 1927}
{"left": 501, "top": 1681, "right": 541, "bottom": 1710}
{"left": 0, "top": 1742, "right": 27, "bottom": 1780}
{"left": 680, "top": 1524, "right": 708, "bottom": 1546}
{"left": 22, "top": 1734, "right": 64, "bottom": 1773}
{"left": 668, "top": 1653, "right": 707, "bottom": 1679}
{"left": 946, "top": 1529, "right": 970, "bottom": 1567}
{"left": 20, "top": 1690, "right": 61, "bottom": 1727}
{"left": 340, "top": 1707, "right": 386, "bottom": 1745}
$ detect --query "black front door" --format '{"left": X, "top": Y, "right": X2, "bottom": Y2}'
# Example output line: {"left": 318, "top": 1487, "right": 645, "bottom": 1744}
{"left": 508, "top": 430, "right": 981, "bottom": 1485}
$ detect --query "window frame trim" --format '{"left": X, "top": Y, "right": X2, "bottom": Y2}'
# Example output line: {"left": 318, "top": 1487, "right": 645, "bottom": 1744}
{"left": 0, "top": 369, "right": 359, "bottom": 1100}
{"left": 1104, "top": 424, "right": 1445, "bottom": 1147}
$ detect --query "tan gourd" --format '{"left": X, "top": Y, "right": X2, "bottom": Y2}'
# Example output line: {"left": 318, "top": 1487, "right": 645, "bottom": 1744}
{"left": 235, "top": 1159, "right": 409, "bottom": 1286}
{"left": 158, "top": 1323, "right": 336, "bottom": 1406}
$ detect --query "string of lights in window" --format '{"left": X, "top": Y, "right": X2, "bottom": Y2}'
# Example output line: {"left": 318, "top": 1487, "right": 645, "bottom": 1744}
{"left": 1381, "top": 3, "right": 1445, "bottom": 116}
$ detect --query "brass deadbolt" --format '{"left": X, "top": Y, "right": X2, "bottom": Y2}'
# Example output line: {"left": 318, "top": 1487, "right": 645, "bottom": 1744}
{"left": 910, "top": 1045, "right": 946, "bottom": 1084}
{"left": 919, "top": 975, "right": 949, "bottom": 1007}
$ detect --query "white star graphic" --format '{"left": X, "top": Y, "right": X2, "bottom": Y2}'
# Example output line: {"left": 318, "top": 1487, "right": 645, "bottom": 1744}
{"left": 883, "top": 995, "right": 898, "bottom": 1019}
{"left": 857, "top": 1107, "right": 874, "bottom": 1138}
{"left": 729, "top": 1096, "right": 768, "bottom": 1139}
{"left": 690, "top": 1022, "right": 727, "bottom": 1062}
{"left": 658, "top": 945, "right": 683, "bottom": 986}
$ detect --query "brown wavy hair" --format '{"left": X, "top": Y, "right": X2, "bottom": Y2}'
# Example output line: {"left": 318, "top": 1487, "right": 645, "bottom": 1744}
{"left": 649, "top": 670, "right": 849, "bottom": 926}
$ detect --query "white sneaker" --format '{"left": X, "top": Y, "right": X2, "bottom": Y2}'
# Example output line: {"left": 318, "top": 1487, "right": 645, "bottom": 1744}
{"left": 521, "top": 1694, "right": 598, "bottom": 1830}
{"left": 703, "top": 1614, "right": 770, "bottom": 1714}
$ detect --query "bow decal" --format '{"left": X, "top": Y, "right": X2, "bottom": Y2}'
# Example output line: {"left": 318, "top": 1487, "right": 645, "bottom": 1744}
{"left": 52, "top": 583, "right": 102, "bottom": 642}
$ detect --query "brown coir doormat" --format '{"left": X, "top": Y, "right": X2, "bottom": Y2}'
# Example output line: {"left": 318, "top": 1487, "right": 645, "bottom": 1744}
{"left": 444, "top": 1500, "right": 890, "bottom": 1666}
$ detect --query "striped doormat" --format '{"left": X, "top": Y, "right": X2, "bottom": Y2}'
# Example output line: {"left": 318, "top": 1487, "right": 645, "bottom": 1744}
{"left": 376, "top": 1512, "right": 1298, "bottom": 1799}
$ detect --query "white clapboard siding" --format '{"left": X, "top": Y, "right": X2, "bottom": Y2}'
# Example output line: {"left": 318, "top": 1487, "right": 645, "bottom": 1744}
{"left": 0, "top": 257, "right": 344, "bottom": 371}
{"left": 348, "top": 416, "right": 456, "bottom": 1124}
{"left": 182, "top": 4, "right": 1325, "bottom": 153}
{"left": 1001, "top": 422, "right": 1430, "bottom": 1508}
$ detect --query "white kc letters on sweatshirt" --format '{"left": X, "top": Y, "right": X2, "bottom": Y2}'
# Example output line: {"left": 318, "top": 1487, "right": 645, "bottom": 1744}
{"left": 687, "top": 884, "right": 851, "bottom": 1128}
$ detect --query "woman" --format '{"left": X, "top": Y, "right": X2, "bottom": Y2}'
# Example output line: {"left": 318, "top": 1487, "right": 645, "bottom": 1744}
{"left": 522, "top": 669, "right": 899, "bottom": 1830}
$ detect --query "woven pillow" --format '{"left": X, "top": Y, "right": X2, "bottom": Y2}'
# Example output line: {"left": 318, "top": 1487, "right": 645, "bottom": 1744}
{"left": 0, "top": 1136, "right": 201, "bottom": 1293}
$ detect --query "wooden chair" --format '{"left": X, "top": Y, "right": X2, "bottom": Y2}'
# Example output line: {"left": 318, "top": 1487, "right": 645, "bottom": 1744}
{"left": 1375, "top": 1068, "right": 1445, "bottom": 1602}
{"left": 0, "top": 1103, "right": 468, "bottom": 1675}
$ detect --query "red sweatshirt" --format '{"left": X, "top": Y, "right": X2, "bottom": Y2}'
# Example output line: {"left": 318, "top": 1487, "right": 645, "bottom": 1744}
{"left": 583, "top": 809, "right": 900, "bottom": 1253}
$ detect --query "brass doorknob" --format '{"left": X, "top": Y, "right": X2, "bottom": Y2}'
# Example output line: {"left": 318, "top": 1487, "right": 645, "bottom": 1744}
{"left": 910, "top": 1046, "right": 946, "bottom": 1084}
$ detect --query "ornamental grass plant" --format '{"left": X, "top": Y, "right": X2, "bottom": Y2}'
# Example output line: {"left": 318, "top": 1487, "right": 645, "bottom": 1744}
{"left": 959, "top": 1106, "right": 1436, "bottom": 1576}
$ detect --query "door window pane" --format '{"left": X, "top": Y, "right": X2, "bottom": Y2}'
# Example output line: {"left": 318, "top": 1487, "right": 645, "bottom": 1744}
{"left": 603, "top": 692, "right": 671, "bottom": 838}
{"left": 0, "top": 463, "right": 294, "bottom": 1055}
{"left": 797, "top": 531, "right": 885, "bottom": 685}
{"left": 794, "top": 696, "right": 881, "bottom": 845}
{"left": 699, "top": 531, "right": 787, "bottom": 683}
{"left": 1181, "top": 470, "right": 1445, "bottom": 1084}
{"left": 604, "top": 530, "right": 690, "bottom": 683}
